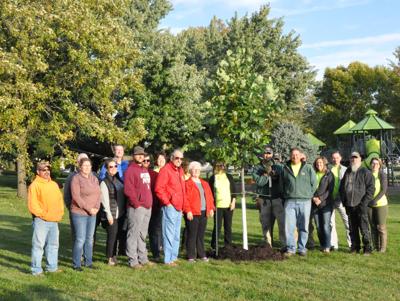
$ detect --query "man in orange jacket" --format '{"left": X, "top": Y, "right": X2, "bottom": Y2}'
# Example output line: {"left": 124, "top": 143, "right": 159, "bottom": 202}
{"left": 28, "top": 161, "right": 64, "bottom": 276}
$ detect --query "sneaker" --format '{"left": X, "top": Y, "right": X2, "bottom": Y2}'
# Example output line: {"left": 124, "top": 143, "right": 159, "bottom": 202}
{"left": 32, "top": 272, "right": 44, "bottom": 277}
{"left": 112, "top": 256, "right": 118, "bottom": 265}
{"left": 144, "top": 261, "right": 155, "bottom": 267}
{"left": 188, "top": 258, "right": 196, "bottom": 263}
{"left": 47, "top": 269, "right": 63, "bottom": 273}
{"left": 322, "top": 248, "right": 330, "bottom": 253}
{"left": 108, "top": 258, "right": 116, "bottom": 266}
{"left": 165, "top": 262, "right": 178, "bottom": 267}
{"left": 200, "top": 257, "right": 209, "bottom": 262}
{"left": 130, "top": 264, "right": 143, "bottom": 269}
{"left": 73, "top": 267, "right": 83, "bottom": 272}
{"left": 283, "top": 251, "right": 295, "bottom": 258}
{"left": 298, "top": 252, "right": 307, "bottom": 257}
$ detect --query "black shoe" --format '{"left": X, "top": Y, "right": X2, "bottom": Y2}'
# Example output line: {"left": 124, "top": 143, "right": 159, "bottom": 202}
{"left": 73, "top": 267, "right": 83, "bottom": 272}
{"left": 298, "top": 252, "right": 307, "bottom": 257}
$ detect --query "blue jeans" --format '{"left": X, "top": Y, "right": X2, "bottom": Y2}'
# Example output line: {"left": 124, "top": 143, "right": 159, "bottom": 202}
{"left": 31, "top": 217, "right": 59, "bottom": 275}
{"left": 284, "top": 199, "right": 311, "bottom": 254}
{"left": 71, "top": 213, "right": 96, "bottom": 268}
{"left": 313, "top": 205, "right": 333, "bottom": 249}
{"left": 162, "top": 205, "right": 182, "bottom": 264}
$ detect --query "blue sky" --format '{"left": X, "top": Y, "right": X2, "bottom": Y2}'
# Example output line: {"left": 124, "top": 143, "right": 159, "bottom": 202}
{"left": 160, "top": 0, "right": 400, "bottom": 79}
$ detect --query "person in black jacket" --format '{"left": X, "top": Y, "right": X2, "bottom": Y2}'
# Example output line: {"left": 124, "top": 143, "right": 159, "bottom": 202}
{"left": 209, "top": 162, "right": 237, "bottom": 250}
{"left": 339, "top": 152, "right": 375, "bottom": 254}
{"left": 311, "top": 156, "right": 335, "bottom": 253}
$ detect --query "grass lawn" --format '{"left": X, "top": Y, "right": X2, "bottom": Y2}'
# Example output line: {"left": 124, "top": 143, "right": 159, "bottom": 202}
{"left": 0, "top": 175, "right": 400, "bottom": 301}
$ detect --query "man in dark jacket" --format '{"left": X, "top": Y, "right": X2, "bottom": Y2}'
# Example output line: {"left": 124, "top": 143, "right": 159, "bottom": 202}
{"left": 340, "top": 151, "right": 374, "bottom": 254}
{"left": 279, "top": 148, "right": 317, "bottom": 256}
{"left": 252, "top": 146, "right": 285, "bottom": 248}
{"left": 124, "top": 146, "right": 153, "bottom": 268}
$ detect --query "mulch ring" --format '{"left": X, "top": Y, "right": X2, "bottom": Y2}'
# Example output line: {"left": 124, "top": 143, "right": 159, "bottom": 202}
{"left": 209, "top": 244, "right": 285, "bottom": 261}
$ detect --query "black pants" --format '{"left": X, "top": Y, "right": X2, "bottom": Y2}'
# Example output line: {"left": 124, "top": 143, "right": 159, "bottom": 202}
{"left": 346, "top": 205, "right": 372, "bottom": 252}
{"left": 186, "top": 211, "right": 208, "bottom": 259}
{"left": 148, "top": 208, "right": 162, "bottom": 258}
{"left": 105, "top": 217, "right": 126, "bottom": 258}
{"left": 211, "top": 207, "right": 233, "bottom": 249}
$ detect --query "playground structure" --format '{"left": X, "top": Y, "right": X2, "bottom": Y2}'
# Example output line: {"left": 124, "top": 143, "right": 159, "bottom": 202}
{"left": 334, "top": 109, "right": 399, "bottom": 185}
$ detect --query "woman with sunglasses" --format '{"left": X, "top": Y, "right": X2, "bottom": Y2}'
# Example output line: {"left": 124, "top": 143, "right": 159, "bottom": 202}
{"left": 70, "top": 157, "right": 101, "bottom": 271}
{"left": 100, "top": 158, "right": 127, "bottom": 265}
{"left": 368, "top": 157, "right": 388, "bottom": 252}
{"left": 209, "top": 162, "right": 237, "bottom": 251}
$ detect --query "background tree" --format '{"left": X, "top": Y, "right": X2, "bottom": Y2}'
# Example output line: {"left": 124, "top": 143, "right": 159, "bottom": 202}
{"left": 269, "top": 122, "right": 319, "bottom": 163}
{"left": 203, "top": 48, "right": 280, "bottom": 249}
{"left": 0, "top": 0, "right": 146, "bottom": 198}
{"left": 311, "top": 61, "right": 399, "bottom": 146}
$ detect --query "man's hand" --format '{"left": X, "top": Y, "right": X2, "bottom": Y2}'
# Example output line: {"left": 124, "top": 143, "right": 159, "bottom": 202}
{"left": 208, "top": 210, "right": 214, "bottom": 218}
{"left": 230, "top": 198, "right": 236, "bottom": 211}
{"left": 90, "top": 208, "right": 99, "bottom": 216}
{"left": 108, "top": 216, "right": 114, "bottom": 225}
{"left": 187, "top": 212, "right": 193, "bottom": 221}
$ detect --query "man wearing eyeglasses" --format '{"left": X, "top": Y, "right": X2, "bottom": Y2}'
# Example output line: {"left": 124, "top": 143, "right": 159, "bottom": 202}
{"left": 340, "top": 152, "right": 374, "bottom": 255}
{"left": 124, "top": 146, "right": 153, "bottom": 268}
{"left": 99, "top": 144, "right": 129, "bottom": 182}
{"left": 28, "top": 161, "right": 64, "bottom": 276}
{"left": 155, "top": 149, "right": 186, "bottom": 266}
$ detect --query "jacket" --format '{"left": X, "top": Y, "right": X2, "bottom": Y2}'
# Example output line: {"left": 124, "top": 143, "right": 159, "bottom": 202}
{"left": 155, "top": 162, "right": 186, "bottom": 211}
{"left": 71, "top": 173, "right": 101, "bottom": 216}
{"left": 208, "top": 172, "right": 237, "bottom": 201}
{"left": 184, "top": 178, "right": 215, "bottom": 216}
{"left": 313, "top": 170, "right": 334, "bottom": 209}
{"left": 369, "top": 170, "right": 387, "bottom": 207}
{"left": 279, "top": 161, "right": 317, "bottom": 200}
{"left": 339, "top": 166, "right": 374, "bottom": 207}
{"left": 100, "top": 173, "right": 126, "bottom": 220}
{"left": 252, "top": 161, "right": 283, "bottom": 199}
{"left": 28, "top": 176, "right": 64, "bottom": 222}
{"left": 124, "top": 162, "right": 153, "bottom": 209}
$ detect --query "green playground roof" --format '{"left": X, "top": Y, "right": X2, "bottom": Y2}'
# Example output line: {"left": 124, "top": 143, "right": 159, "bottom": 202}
{"left": 333, "top": 120, "right": 356, "bottom": 135}
{"left": 306, "top": 133, "right": 326, "bottom": 147}
{"left": 350, "top": 109, "right": 395, "bottom": 132}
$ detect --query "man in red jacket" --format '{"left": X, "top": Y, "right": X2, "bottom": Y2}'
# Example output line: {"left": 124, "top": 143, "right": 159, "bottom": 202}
{"left": 124, "top": 146, "right": 153, "bottom": 268}
{"left": 155, "top": 149, "right": 186, "bottom": 265}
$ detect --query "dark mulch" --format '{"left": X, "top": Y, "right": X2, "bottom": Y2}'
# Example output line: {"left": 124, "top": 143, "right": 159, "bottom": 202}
{"left": 209, "top": 244, "right": 285, "bottom": 261}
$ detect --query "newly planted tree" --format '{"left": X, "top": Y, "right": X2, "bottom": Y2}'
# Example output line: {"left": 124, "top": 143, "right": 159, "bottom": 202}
{"left": 204, "top": 48, "right": 280, "bottom": 249}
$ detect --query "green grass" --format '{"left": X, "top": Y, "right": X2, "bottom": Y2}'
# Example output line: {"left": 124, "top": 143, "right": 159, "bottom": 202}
{"left": 1, "top": 175, "right": 400, "bottom": 300}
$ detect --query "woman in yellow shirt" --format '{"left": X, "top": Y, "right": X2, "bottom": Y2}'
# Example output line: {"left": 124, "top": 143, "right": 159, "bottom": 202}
{"left": 368, "top": 158, "right": 388, "bottom": 252}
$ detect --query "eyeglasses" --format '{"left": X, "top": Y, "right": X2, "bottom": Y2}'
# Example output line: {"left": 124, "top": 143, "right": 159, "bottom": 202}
{"left": 108, "top": 165, "right": 117, "bottom": 169}
{"left": 174, "top": 157, "right": 183, "bottom": 161}
{"left": 143, "top": 160, "right": 150, "bottom": 163}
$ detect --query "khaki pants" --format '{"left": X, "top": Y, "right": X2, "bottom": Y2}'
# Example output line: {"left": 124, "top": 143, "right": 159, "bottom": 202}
{"left": 259, "top": 198, "right": 286, "bottom": 247}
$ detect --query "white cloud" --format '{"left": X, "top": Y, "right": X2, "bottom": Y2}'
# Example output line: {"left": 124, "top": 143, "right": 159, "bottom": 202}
{"left": 302, "top": 33, "right": 400, "bottom": 49}
{"left": 308, "top": 48, "right": 395, "bottom": 79}
{"left": 272, "top": 0, "right": 370, "bottom": 17}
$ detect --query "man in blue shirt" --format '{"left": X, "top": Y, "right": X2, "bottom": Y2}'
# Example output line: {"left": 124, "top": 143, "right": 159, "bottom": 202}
{"left": 99, "top": 144, "right": 129, "bottom": 182}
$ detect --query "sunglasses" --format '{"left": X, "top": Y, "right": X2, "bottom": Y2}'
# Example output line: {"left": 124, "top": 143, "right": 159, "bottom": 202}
{"left": 143, "top": 160, "right": 150, "bottom": 163}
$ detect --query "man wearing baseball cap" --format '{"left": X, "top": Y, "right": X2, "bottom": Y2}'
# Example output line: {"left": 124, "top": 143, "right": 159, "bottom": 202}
{"left": 252, "top": 146, "right": 285, "bottom": 248}
{"left": 124, "top": 146, "right": 153, "bottom": 268}
{"left": 340, "top": 151, "right": 374, "bottom": 255}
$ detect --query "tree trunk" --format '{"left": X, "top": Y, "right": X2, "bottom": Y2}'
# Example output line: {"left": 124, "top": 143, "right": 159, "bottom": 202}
{"left": 241, "top": 167, "right": 248, "bottom": 250}
{"left": 17, "top": 132, "right": 28, "bottom": 200}
{"left": 17, "top": 154, "right": 27, "bottom": 199}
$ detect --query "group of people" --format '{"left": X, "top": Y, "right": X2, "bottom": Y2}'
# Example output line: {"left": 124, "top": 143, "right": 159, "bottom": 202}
{"left": 27, "top": 144, "right": 389, "bottom": 275}
{"left": 253, "top": 146, "right": 388, "bottom": 257}
{"left": 27, "top": 145, "right": 237, "bottom": 275}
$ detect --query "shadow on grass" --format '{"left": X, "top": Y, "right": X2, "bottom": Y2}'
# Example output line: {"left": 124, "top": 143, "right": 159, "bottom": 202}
{"left": 0, "top": 283, "right": 93, "bottom": 301}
